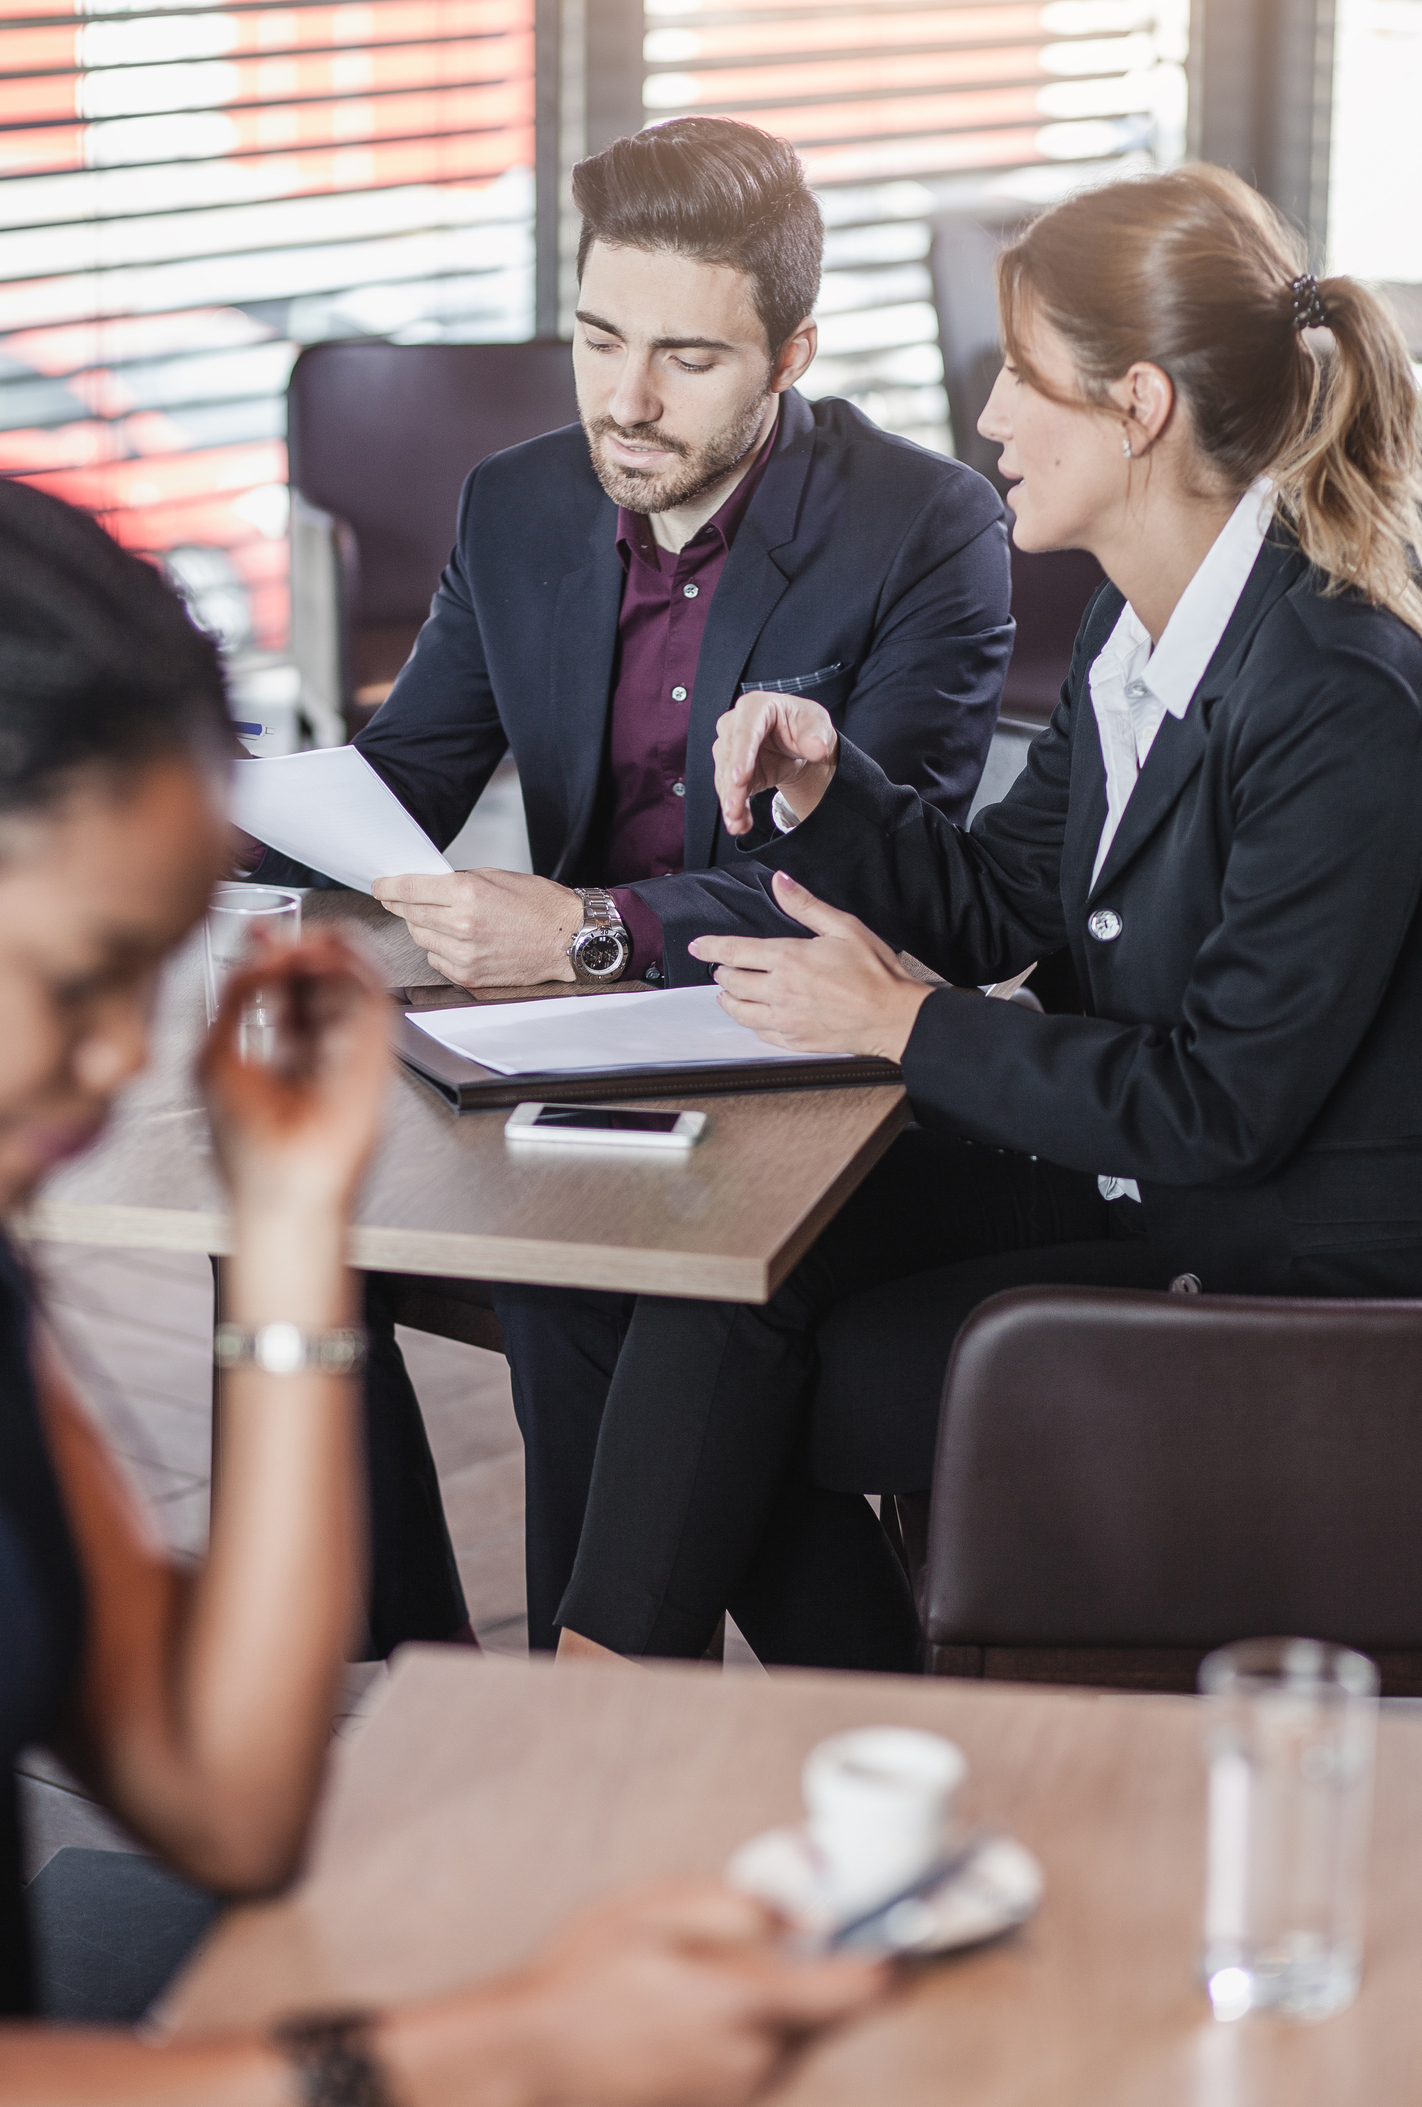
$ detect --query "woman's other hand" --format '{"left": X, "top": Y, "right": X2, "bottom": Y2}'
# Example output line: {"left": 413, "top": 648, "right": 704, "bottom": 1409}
{"left": 689, "top": 870, "right": 933, "bottom": 1063}
{"left": 199, "top": 932, "right": 390, "bottom": 1223}
{"left": 713, "top": 691, "right": 839, "bottom": 837}
{"left": 379, "top": 1879, "right": 887, "bottom": 2107}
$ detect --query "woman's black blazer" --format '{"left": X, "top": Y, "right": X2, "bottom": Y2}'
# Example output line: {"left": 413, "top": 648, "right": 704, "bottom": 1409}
{"left": 756, "top": 533, "right": 1422, "bottom": 1296}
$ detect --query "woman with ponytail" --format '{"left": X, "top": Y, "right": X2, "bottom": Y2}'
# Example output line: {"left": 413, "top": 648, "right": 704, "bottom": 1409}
{"left": 549, "top": 165, "right": 1422, "bottom": 1673}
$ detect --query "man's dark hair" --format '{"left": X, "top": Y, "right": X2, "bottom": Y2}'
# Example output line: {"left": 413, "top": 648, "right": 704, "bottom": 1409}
{"left": 0, "top": 478, "right": 230, "bottom": 817}
{"left": 573, "top": 118, "right": 823, "bottom": 355}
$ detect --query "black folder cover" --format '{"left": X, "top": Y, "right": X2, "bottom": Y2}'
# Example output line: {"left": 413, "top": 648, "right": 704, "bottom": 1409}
{"left": 392, "top": 1008, "right": 900, "bottom": 1112}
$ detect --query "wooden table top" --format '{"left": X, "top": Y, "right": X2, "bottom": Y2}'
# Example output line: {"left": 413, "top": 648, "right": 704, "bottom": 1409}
{"left": 17, "top": 892, "right": 906, "bottom": 1302}
{"left": 164, "top": 1651, "right": 1422, "bottom": 2104}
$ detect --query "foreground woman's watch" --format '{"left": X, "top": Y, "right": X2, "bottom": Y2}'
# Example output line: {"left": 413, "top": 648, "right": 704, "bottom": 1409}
{"left": 213, "top": 1322, "right": 368, "bottom": 1375}
{"left": 567, "top": 885, "right": 632, "bottom": 983}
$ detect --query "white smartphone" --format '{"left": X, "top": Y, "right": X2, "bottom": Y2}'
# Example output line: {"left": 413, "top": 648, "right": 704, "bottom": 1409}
{"left": 505, "top": 1102, "right": 709, "bottom": 1152}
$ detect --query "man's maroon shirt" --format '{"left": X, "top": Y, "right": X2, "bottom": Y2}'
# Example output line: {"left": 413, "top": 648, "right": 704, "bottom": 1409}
{"left": 603, "top": 425, "right": 775, "bottom": 981}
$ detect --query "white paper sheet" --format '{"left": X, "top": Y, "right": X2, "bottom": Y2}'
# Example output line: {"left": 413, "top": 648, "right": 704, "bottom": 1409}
{"left": 407, "top": 985, "right": 853, "bottom": 1076}
{"left": 230, "top": 748, "right": 451, "bottom": 895}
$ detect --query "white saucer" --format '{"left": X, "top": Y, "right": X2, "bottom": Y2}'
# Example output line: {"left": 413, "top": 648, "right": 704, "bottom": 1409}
{"left": 725, "top": 1825, "right": 1044, "bottom": 1957}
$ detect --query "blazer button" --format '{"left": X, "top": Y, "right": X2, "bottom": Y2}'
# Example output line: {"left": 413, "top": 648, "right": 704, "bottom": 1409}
{"left": 1088, "top": 909, "right": 1123, "bottom": 942}
{"left": 1169, "top": 1273, "right": 1203, "bottom": 1294}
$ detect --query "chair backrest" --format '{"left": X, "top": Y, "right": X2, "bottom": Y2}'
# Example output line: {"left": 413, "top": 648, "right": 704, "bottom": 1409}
{"left": 925, "top": 1285, "right": 1422, "bottom": 1653}
{"left": 927, "top": 213, "right": 1104, "bottom": 725}
{"left": 287, "top": 339, "right": 580, "bottom": 630}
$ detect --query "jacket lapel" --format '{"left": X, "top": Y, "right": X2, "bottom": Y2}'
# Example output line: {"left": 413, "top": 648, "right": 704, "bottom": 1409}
{"left": 682, "top": 392, "right": 817, "bottom": 870}
{"left": 1085, "top": 536, "right": 1305, "bottom": 903}
{"left": 548, "top": 506, "right": 623, "bottom": 881}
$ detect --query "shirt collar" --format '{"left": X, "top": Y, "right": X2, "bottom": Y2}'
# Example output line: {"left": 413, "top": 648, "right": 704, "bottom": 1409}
{"left": 1097, "top": 476, "right": 1274, "bottom": 719}
{"left": 616, "top": 411, "right": 779, "bottom": 574}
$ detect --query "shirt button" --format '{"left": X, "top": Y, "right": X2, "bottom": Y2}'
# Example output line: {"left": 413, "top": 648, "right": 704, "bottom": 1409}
{"left": 1125, "top": 680, "right": 1148, "bottom": 699}
{"left": 672, "top": 779, "right": 685, "bottom": 797}
{"left": 683, "top": 584, "right": 699, "bottom": 598}
{"left": 671, "top": 686, "right": 688, "bottom": 702}
{"left": 1169, "top": 1272, "right": 1203, "bottom": 1295}
{"left": 1088, "top": 909, "right": 1123, "bottom": 942}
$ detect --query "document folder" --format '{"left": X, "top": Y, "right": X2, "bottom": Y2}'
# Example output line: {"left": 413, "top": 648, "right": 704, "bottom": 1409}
{"left": 390, "top": 990, "right": 900, "bottom": 1112}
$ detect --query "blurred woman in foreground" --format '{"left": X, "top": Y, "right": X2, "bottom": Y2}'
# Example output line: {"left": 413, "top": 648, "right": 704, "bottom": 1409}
{"left": 552, "top": 163, "right": 1422, "bottom": 1672}
{"left": 0, "top": 481, "right": 880, "bottom": 2102}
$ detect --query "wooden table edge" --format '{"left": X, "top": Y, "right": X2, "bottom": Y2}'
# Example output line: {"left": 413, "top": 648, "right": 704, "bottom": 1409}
{"left": 14, "top": 1082, "right": 907, "bottom": 1304}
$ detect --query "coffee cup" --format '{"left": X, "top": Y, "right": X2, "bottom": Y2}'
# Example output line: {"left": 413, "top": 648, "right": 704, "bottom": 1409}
{"left": 802, "top": 1726, "right": 966, "bottom": 1910}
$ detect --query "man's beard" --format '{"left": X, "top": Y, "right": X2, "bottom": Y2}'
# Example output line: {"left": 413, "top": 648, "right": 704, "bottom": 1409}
{"left": 583, "top": 389, "right": 772, "bottom": 514}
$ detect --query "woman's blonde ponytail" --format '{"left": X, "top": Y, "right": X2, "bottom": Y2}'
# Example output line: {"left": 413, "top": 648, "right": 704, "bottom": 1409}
{"left": 1273, "top": 276, "right": 1422, "bottom": 634}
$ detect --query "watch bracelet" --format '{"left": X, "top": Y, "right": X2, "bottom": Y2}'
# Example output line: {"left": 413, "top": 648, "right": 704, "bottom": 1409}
{"left": 271, "top": 2011, "right": 396, "bottom": 2107}
{"left": 213, "top": 1322, "right": 369, "bottom": 1375}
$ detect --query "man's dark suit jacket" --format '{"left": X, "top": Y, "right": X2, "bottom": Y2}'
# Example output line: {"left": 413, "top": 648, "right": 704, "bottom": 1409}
{"left": 258, "top": 388, "right": 1013, "bottom": 929}
{"left": 741, "top": 533, "right": 1422, "bottom": 1297}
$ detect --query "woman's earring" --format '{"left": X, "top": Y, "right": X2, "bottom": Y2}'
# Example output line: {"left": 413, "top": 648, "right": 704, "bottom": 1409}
{"left": 1122, "top": 433, "right": 1133, "bottom": 458}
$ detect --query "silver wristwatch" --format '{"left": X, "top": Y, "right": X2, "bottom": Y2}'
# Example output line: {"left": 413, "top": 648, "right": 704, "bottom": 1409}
{"left": 567, "top": 886, "right": 632, "bottom": 983}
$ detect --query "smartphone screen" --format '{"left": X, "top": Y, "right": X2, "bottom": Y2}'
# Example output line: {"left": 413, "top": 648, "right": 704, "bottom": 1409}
{"left": 531, "top": 1106, "right": 684, "bottom": 1133}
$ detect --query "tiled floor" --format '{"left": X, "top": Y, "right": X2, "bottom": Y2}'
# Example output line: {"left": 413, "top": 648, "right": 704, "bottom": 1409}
{"left": 20, "top": 1239, "right": 527, "bottom": 1878}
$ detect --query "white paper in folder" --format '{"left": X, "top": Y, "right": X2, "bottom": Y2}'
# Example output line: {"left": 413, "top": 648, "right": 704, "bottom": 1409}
{"left": 408, "top": 985, "right": 853, "bottom": 1076}
{"left": 230, "top": 748, "right": 451, "bottom": 894}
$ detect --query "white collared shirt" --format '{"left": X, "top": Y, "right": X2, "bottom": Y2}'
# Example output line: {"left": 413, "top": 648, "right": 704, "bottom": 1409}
{"left": 1092, "top": 477, "right": 1273, "bottom": 1205}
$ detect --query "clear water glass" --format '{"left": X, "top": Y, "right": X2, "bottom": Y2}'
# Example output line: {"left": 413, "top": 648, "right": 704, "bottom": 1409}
{"left": 203, "top": 884, "right": 302, "bottom": 1060}
{"left": 1199, "top": 1637, "right": 1378, "bottom": 2023}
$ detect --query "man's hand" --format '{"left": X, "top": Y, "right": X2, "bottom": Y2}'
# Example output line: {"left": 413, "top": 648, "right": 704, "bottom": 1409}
{"left": 373, "top": 868, "right": 584, "bottom": 988}
{"left": 689, "top": 869, "right": 932, "bottom": 1062}
{"left": 713, "top": 691, "right": 839, "bottom": 837}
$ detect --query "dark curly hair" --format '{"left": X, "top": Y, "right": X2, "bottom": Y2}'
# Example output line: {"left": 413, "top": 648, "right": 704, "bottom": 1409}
{"left": 0, "top": 479, "right": 231, "bottom": 817}
{"left": 573, "top": 117, "right": 822, "bottom": 355}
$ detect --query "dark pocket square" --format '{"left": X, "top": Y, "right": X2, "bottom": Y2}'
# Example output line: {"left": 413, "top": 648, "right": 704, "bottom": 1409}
{"left": 740, "top": 663, "right": 846, "bottom": 696}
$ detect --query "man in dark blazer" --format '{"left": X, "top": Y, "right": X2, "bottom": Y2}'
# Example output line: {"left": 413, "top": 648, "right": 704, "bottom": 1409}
{"left": 257, "top": 117, "right": 1012, "bottom": 1653}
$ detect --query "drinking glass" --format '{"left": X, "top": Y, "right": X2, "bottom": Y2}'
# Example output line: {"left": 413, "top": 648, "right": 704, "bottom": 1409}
{"left": 203, "top": 884, "right": 302, "bottom": 1061}
{"left": 1199, "top": 1637, "right": 1378, "bottom": 2022}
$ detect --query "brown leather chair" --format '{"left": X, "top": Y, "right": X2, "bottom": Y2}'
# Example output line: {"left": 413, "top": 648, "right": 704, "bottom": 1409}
{"left": 287, "top": 339, "right": 579, "bottom": 737}
{"left": 928, "top": 213, "right": 1104, "bottom": 726}
{"left": 897, "top": 1285, "right": 1422, "bottom": 1695}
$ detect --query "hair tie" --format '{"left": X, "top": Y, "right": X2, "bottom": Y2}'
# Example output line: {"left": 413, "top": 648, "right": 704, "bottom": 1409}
{"left": 1291, "top": 273, "right": 1328, "bottom": 331}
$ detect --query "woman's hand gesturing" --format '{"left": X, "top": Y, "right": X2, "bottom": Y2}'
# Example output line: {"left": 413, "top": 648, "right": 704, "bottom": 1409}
{"left": 713, "top": 690, "right": 839, "bottom": 837}
{"left": 199, "top": 932, "right": 390, "bottom": 1224}
{"left": 690, "top": 869, "right": 933, "bottom": 1063}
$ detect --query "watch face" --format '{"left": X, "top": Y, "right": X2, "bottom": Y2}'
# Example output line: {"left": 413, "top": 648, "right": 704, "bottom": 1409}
{"left": 576, "top": 928, "right": 628, "bottom": 978}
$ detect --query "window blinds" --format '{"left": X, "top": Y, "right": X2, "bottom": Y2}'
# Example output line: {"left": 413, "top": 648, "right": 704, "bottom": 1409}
{"left": 643, "top": 0, "right": 1188, "bottom": 450}
{"left": 0, "top": 0, "right": 534, "bottom": 657}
